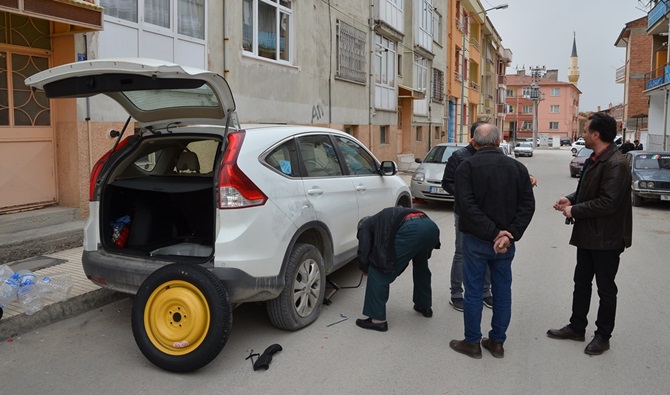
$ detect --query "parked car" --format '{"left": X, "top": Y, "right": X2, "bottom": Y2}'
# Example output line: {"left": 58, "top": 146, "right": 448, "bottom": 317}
{"left": 560, "top": 137, "right": 572, "bottom": 146}
{"left": 499, "top": 143, "right": 516, "bottom": 159}
{"left": 571, "top": 139, "right": 586, "bottom": 154}
{"left": 569, "top": 147, "right": 593, "bottom": 177}
{"left": 410, "top": 142, "right": 467, "bottom": 202}
{"left": 514, "top": 141, "right": 534, "bottom": 157}
{"left": 25, "top": 58, "right": 412, "bottom": 373}
{"left": 626, "top": 151, "right": 670, "bottom": 206}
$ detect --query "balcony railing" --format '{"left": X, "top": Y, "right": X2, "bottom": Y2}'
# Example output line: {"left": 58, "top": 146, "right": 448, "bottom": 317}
{"left": 648, "top": 1, "right": 669, "bottom": 29}
{"left": 615, "top": 65, "right": 625, "bottom": 83}
{"left": 645, "top": 63, "right": 670, "bottom": 90}
{"left": 469, "top": 81, "right": 480, "bottom": 90}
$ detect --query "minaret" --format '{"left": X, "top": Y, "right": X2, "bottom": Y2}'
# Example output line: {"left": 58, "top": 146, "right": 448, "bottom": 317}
{"left": 568, "top": 32, "right": 580, "bottom": 86}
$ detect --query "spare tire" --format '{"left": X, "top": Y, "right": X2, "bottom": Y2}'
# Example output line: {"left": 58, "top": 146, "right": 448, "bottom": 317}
{"left": 131, "top": 263, "right": 232, "bottom": 372}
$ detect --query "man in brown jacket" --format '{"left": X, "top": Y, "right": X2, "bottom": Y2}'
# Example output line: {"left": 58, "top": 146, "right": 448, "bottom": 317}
{"left": 547, "top": 112, "right": 632, "bottom": 355}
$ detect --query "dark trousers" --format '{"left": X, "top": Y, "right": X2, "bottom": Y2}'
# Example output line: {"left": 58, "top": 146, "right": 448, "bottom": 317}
{"left": 362, "top": 217, "right": 439, "bottom": 321}
{"left": 569, "top": 248, "right": 623, "bottom": 339}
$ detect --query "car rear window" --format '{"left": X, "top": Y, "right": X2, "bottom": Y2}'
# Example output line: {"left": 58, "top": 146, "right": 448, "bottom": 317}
{"left": 634, "top": 154, "right": 670, "bottom": 170}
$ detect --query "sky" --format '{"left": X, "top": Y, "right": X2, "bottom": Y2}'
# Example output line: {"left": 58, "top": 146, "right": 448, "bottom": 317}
{"left": 484, "top": 0, "right": 648, "bottom": 112}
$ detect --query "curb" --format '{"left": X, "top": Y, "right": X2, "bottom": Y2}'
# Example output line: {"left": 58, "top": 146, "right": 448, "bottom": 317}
{"left": 0, "top": 288, "right": 127, "bottom": 341}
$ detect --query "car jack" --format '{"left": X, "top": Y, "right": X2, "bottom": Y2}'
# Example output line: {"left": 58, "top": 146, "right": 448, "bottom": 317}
{"left": 322, "top": 277, "right": 340, "bottom": 306}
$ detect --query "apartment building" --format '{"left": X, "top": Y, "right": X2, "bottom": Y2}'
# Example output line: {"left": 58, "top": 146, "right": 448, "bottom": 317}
{"left": 0, "top": 0, "right": 511, "bottom": 216}
{"left": 504, "top": 69, "right": 581, "bottom": 143}
{"left": 615, "top": 16, "right": 651, "bottom": 146}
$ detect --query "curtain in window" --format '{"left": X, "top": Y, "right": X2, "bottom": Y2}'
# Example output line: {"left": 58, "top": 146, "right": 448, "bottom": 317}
{"left": 101, "top": 0, "right": 139, "bottom": 22}
{"left": 145, "top": 0, "right": 170, "bottom": 28}
{"left": 178, "top": 0, "right": 204, "bottom": 39}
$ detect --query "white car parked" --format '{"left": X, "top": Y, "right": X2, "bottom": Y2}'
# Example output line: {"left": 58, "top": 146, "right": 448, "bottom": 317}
{"left": 25, "top": 58, "right": 412, "bottom": 372}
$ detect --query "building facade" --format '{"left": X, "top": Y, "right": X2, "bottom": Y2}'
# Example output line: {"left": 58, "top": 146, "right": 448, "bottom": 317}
{"left": 0, "top": 0, "right": 513, "bottom": 216}
{"left": 615, "top": 16, "right": 651, "bottom": 146}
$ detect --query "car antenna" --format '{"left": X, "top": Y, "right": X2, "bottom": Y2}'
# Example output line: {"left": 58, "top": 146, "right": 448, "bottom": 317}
{"left": 110, "top": 116, "right": 132, "bottom": 153}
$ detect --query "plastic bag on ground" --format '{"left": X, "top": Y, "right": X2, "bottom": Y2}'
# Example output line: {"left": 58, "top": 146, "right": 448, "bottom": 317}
{"left": 37, "top": 273, "right": 73, "bottom": 302}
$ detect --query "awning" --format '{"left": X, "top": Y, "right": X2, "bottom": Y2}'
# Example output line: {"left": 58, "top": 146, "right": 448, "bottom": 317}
{"left": 1, "top": 0, "right": 103, "bottom": 32}
{"left": 398, "top": 85, "right": 425, "bottom": 100}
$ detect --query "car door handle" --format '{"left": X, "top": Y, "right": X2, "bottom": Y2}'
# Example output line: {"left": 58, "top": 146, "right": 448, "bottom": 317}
{"left": 355, "top": 184, "right": 367, "bottom": 192}
{"left": 307, "top": 187, "right": 323, "bottom": 196}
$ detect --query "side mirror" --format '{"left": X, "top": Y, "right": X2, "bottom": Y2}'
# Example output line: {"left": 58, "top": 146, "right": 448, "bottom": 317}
{"left": 380, "top": 160, "right": 397, "bottom": 176}
{"left": 414, "top": 157, "right": 423, "bottom": 164}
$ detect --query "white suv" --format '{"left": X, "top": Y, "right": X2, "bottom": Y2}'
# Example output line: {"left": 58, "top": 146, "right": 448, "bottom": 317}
{"left": 26, "top": 59, "right": 411, "bottom": 372}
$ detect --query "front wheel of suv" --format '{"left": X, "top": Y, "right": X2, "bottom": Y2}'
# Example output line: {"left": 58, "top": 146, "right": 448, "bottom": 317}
{"left": 131, "top": 263, "right": 232, "bottom": 373}
{"left": 267, "top": 243, "right": 326, "bottom": 331}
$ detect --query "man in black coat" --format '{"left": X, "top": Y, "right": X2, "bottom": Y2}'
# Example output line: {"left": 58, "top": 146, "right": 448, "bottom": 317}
{"left": 449, "top": 123, "right": 535, "bottom": 359}
{"left": 355, "top": 207, "right": 440, "bottom": 332}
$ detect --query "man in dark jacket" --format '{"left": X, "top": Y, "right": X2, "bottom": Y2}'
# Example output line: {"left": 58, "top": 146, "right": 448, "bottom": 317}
{"left": 449, "top": 123, "right": 535, "bottom": 359}
{"left": 548, "top": 112, "right": 632, "bottom": 356}
{"left": 633, "top": 139, "right": 643, "bottom": 150}
{"left": 356, "top": 207, "right": 440, "bottom": 332}
{"left": 441, "top": 121, "right": 493, "bottom": 312}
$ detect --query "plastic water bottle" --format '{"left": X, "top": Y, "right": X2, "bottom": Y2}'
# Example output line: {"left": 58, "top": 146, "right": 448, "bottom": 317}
{"left": 0, "top": 277, "right": 19, "bottom": 308}
{"left": 0, "top": 264, "right": 14, "bottom": 280}
{"left": 14, "top": 270, "right": 44, "bottom": 315}
{"left": 37, "top": 274, "right": 73, "bottom": 302}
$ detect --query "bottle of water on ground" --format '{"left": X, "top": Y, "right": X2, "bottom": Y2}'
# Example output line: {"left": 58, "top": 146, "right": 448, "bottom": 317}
{"left": 14, "top": 270, "right": 44, "bottom": 315}
{"left": 0, "top": 264, "right": 17, "bottom": 308}
{"left": 37, "top": 274, "right": 73, "bottom": 302}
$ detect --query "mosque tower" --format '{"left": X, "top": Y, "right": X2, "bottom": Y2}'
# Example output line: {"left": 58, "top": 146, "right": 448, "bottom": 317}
{"left": 568, "top": 32, "right": 580, "bottom": 86}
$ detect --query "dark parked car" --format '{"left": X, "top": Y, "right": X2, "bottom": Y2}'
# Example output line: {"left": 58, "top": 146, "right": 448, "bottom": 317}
{"left": 626, "top": 151, "right": 670, "bottom": 206}
{"left": 560, "top": 137, "right": 572, "bottom": 146}
{"left": 569, "top": 147, "right": 593, "bottom": 177}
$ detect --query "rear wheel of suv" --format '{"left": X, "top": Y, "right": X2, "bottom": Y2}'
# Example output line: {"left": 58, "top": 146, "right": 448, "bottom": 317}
{"left": 131, "top": 263, "right": 232, "bottom": 373}
{"left": 267, "top": 243, "right": 326, "bottom": 331}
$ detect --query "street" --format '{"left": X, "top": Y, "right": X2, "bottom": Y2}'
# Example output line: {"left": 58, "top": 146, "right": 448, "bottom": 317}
{"left": 2, "top": 148, "right": 670, "bottom": 394}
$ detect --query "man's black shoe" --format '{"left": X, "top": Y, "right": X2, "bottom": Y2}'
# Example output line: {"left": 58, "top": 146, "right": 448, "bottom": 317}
{"left": 355, "top": 317, "right": 388, "bottom": 332}
{"left": 547, "top": 325, "right": 585, "bottom": 342}
{"left": 413, "top": 305, "right": 433, "bottom": 318}
{"left": 584, "top": 334, "right": 610, "bottom": 355}
{"left": 483, "top": 297, "right": 493, "bottom": 309}
{"left": 449, "top": 339, "right": 482, "bottom": 359}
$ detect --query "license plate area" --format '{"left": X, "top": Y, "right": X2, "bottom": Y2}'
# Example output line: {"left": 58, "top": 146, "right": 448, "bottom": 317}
{"left": 429, "top": 186, "right": 446, "bottom": 194}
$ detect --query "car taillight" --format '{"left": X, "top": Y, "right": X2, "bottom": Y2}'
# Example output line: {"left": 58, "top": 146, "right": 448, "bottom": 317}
{"left": 89, "top": 137, "right": 130, "bottom": 201}
{"left": 218, "top": 131, "right": 267, "bottom": 208}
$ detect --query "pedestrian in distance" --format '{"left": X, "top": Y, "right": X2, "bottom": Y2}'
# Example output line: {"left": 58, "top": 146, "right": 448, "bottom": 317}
{"left": 441, "top": 121, "right": 493, "bottom": 312}
{"left": 355, "top": 207, "right": 441, "bottom": 332}
{"left": 548, "top": 112, "right": 632, "bottom": 356}
{"left": 633, "top": 139, "right": 643, "bottom": 150}
{"left": 620, "top": 139, "right": 634, "bottom": 154}
{"left": 448, "top": 123, "right": 536, "bottom": 359}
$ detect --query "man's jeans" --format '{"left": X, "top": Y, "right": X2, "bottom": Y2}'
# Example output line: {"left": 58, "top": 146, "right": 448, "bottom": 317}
{"left": 451, "top": 214, "right": 492, "bottom": 299}
{"left": 462, "top": 233, "right": 515, "bottom": 343}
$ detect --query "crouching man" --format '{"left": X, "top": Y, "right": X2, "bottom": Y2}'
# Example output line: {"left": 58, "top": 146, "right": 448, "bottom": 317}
{"left": 355, "top": 207, "right": 441, "bottom": 332}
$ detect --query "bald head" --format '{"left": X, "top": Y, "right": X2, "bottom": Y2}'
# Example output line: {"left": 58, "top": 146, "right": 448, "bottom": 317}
{"left": 473, "top": 123, "right": 501, "bottom": 148}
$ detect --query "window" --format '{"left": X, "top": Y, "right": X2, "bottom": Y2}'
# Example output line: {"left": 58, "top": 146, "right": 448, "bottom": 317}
{"left": 334, "top": 136, "right": 377, "bottom": 175}
{"left": 551, "top": 88, "right": 560, "bottom": 96}
{"left": 522, "top": 105, "right": 533, "bottom": 114}
{"left": 336, "top": 20, "right": 366, "bottom": 84}
{"left": 549, "top": 121, "right": 559, "bottom": 130}
{"left": 506, "top": 88, "right": 514, "bottom": 97}
{"left": 265, "top": 140, "right": 299, "bottom": 177}
{"left": 243, "top": 0, "right": 292, "bottom": 62}
{"left": 380, "top": 126, "right": 388, "bottom": 144}
{"left": 374, "top": 34, "right": 397, "bottom": 110}
{"left": 508, "top": 105, "right": 515, "bottom": 113}
{"left": 102, "top": 0, "right": 138, "bottom": 22}
{"left": 550, "top": 105, "right": 560, "bottom": 113}
{"left": 432, "top": 9, "right": 442, "bottom": 45}
{"left": 522, "top": 121, "right": 532, "bottom": 130}
{"left": 432, "top": 68, "right": 444, "bottom": 102}
{"left": 417, "top": 0, "right": 433, "bottom": 49}
{"left": 434, "top": 126, "right": 440, "bottom": 139}
{"left": 414, "top": 55, "right": 428, "bottom": 95}
{"left": 102, "top": 0, "right": 204, "bottom": 39}
{"left": 416, "top": 126, "right": 422, "bottom": 141}
{"left": 298, "top": 135, "right": 343, "bottom": 177}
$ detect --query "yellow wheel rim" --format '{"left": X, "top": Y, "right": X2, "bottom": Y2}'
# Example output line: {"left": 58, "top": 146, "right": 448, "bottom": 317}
{"left": 143, "top": 279, "right": 211, "bottom": 356}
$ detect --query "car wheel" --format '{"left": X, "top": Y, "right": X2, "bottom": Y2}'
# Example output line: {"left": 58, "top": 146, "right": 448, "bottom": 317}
{"left": 571, "top": 148, "right": 577, "bottom": 154}
{"left": 529, "top": 152, "right": 533, "bottom": 157}
{"left": 267, "top": 243, "right": 325, "bottom": 331}
{"left": 631, "top": 190, "right": 644, "bottom": 207}
{"left": 131, "top": 263, "right": 232, "bottom": 373}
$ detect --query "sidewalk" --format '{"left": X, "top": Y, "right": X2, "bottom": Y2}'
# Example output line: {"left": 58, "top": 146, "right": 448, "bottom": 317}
{"left": 0, "top": 247, "right": 126, "bottom": 341}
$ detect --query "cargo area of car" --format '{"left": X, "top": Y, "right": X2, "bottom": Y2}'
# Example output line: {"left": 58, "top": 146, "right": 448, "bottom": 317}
{"left": 101, "top": 176, "right": 215, "bottom": 258}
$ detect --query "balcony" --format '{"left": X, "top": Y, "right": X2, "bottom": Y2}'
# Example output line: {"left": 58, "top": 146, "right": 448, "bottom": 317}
{"left": 469, "top": 81, "right": 480, "bottom": 90}
{"left": 645, "top": 63, "right": 670, "bottom": 91}
{"left": 615, "top": 65, "right": 625, "bottom": 84}
{"left": 648, "top": 1, "right": 669, "bottom": 30}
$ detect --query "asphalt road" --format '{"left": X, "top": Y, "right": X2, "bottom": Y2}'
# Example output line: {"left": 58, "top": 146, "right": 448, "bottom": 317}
{"left": 1, "top": 148, "right": 669, "bottom": 394}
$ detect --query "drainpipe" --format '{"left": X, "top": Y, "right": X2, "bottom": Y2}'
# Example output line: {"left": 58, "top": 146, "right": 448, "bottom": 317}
{"left": 84, "top": 33, "right": 93, "bottom": 171}
{"left": 664, "top": 88, "right": 669, "bottom": 151}
{"left": 368, "top": 0, "right": 374, "bottom": 148}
